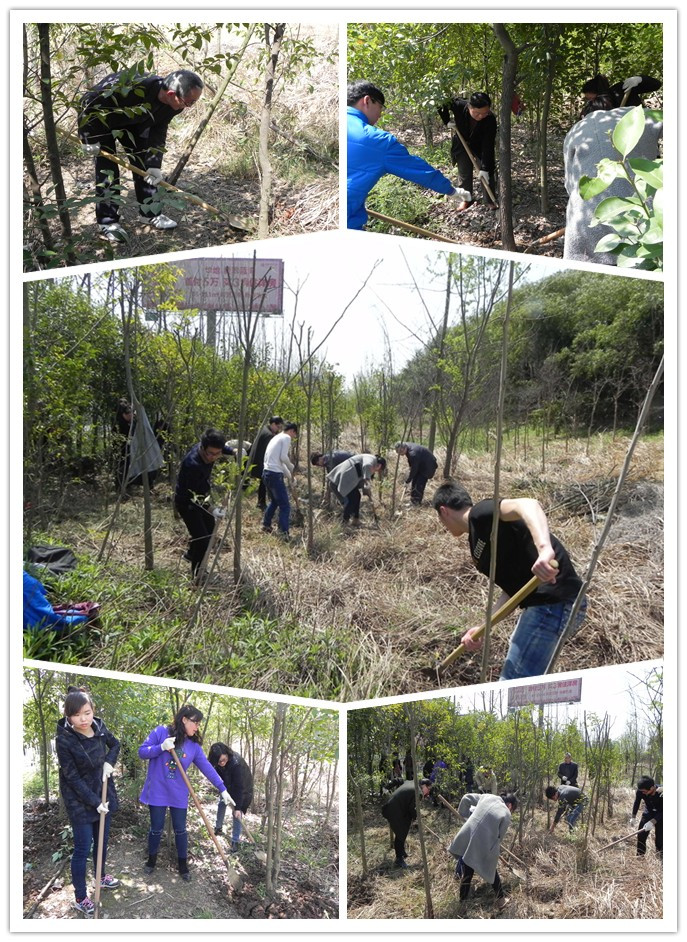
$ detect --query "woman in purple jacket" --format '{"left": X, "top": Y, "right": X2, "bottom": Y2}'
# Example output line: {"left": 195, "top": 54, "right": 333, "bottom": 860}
{"left": 138, "top": 704, "right": 230, "bottom": 881}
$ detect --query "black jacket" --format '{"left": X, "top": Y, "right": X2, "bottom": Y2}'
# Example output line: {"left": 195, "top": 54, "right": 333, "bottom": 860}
{"left": 174, "top": 442, "right": 234, "bottom": 509}
{"left": 249, "top": 427, "right": 276, "bottom": 477}
{"left": 78, "top": 72, "right": 179, "bottom": 166}
{"left": 438, "top": 97, "right": 497, "bottom": 172}
{"left": 632, "top": 785, "right": 663, "bottom": 823}
{"left": 56, "top": 716, "right": 120, "bottom": 825}
{"left": 557, "top": 760, "right": 579, "bottom": 786}
{"left": 214, "top": 753, "right": 254, "bottom": 812}
{"left": 403, "top": 444, "right": 438, "bottom": 482}
{"left": 381, "top": 780, "right": 418, "bottom": 827}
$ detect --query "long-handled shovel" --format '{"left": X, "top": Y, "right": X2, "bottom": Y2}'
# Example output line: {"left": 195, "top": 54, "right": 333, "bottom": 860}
{"left": 58, "top": 128, "right": 251, "bottom": 231}
{"left": 452, "top": 127, "right": 499, "bottom": 207}
{"left": 170, "top": 749, "right": 241, "bottom": 890}
{"left": 598, "top": 828, "right": 642, "bottom": 852}
{"left": 428, "top": 573, "right": 543, "bottom": 679}
{"left": 93, "top": 777, "right": 109, "bottom": 920}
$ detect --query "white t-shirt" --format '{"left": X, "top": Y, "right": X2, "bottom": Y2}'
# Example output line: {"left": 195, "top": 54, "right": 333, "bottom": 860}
{"left": 263, "top": 432, "right": 294, "bottom": 477}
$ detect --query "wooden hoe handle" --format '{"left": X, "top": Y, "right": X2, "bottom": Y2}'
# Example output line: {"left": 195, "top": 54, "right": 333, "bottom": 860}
{"left": 438, "top": 573, "right": 542, "bottom": 673}
{"left": 93, "top": 776, "right": 109, "bottom": 919}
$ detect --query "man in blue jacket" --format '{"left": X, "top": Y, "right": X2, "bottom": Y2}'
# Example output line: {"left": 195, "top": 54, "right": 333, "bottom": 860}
{"left": 347, "top": 80, "right": 470, "bottom": 230}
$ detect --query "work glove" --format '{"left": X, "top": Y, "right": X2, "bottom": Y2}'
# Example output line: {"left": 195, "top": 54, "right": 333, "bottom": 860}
{"left": 478, "top": 169, "right": 491, "bottom": 186}
{"left": 622, "top": 76, "right": 642, "bottom": 92}
{"left": 362, "top": 483, "right": 372, "bottom": 498}
{"left": 144, "top": 167, "right": 164, "bottom": 186}
{"left": 561, "top": 777, "right": 568, "bottom": 785}
{"left": 82, "top": 141, "right": 101, "bottom": 157}
{"left": 220, "top": 790, "right": 231, "bottom": 805}
{"left": 212, "top": 507, "right": 226, "bottom": 520}
{"left": 628, "top": 814, "right": 636, "bottom": 826}
{"left": 161, "top": 736, "right": 176, "bottom": 752}
{"left": 448, "top": 186, "right": 472, "bottom": 202}
{"left": 97, "top": 801, "right": 110, "bottom": 815}
{"left": 102, "top": 761, "right": 115, "bottom": 781}
{"left": 233, "top": 809, "right": 243, "bottom": 820}
{"left": 643, "top": 819, "right": 656, "bottom": 832}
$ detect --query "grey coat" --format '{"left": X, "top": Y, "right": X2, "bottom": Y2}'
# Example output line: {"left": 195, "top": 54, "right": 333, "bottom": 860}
{"left": 448, "top": 793, "right": 511, "bottom": 883}
{"left": 563, "top": 107, "right": 662, "bottom": 265}
{"left": 326, "top": 454, "right": 377, "bottom": 499}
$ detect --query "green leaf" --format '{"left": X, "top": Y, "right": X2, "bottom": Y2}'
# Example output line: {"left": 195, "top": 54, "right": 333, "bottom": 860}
{"left": 595, "top": 158, "right": 627, "bottom": 185}
{"left": 593, "top": 196, "right": 645, "bottom": 223}
{"left": 593, "top": 232, "right": 623, "bottom": 252}
{"left": 611, "top": 106, "right": 645, "bottom": 158}
{"left": 579, "top": 175, "right": 610, "bottom": 200}
{"left": 628, "top": 158, "right": 663, "bottom": 189}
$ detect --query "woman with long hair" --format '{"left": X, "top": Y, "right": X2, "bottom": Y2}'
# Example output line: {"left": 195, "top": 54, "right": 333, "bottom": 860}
{"left": 138, "top": 704, "right": 230, "bottom": 881}
{"left": 55, "top": 686, "right": 120, "bottom": 917}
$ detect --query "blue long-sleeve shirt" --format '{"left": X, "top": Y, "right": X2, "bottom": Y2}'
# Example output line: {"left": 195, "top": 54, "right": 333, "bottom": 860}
{"left": 347, "top": 107, "right": 454, "bottom": 229}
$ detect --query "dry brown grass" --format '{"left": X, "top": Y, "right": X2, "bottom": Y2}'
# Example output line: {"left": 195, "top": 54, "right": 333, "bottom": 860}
{"left": 347, "top": 787, "right": 663, "bottom": 921}
{"left": 33, "top": 431, "right": 662, "bottom": 700}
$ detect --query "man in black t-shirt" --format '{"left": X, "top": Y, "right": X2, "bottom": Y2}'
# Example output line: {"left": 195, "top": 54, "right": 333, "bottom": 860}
{"left": 432, "top": 481, "right": 586, "bottom": 680}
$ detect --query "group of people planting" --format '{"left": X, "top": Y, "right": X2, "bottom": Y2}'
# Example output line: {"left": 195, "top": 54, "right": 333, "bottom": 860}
{"left": 378, "top": 748, "right": 662, "bottom": 915}
{"left": 346, "top": 70, "right": 661, "bottom": 265}
{"left": 56, "top": 687, "right": 253, "bottom": 917}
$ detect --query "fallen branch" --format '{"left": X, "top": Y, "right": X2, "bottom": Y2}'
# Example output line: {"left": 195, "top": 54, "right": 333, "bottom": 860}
{"left": 523, "top": 226, "right": 566, "bottom": 253}
{"left": 24, "top": 856, "right": 70, "bottom": 919}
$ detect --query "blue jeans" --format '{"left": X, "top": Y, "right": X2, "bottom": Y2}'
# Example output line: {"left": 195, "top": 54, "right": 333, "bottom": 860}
{"left": 71, "top": 815, "right": 111, "bottom": 901}
{"left": 500, "top": 597, "right": 588, "bottom": 680}
{"left": 566, "top": 797, "right": 586, "bottom": 830}
{"left": 148, "top": 805, "right": 188, "bottom": 859}
{"left": 216, "top": 800, "right": 243, "bottom": 842}
{"left": 262, "top": 471, "right": 290, "bottom": 533}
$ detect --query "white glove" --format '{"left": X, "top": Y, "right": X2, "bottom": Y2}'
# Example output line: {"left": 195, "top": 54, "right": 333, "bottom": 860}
{"left": 478, "top": 169, "right": 491, "bottom": 185}
{"left": 629, "top": 814, "right": 636, "bottom": 825}
{"left": 233, "top": 809, "right": 243, "bottom": 820}
{"left": 82, "top": 141, "right": 101, "bottom": 157}
{"left": 212, "top": 507, "right": 226, "bottom": 519}
{"left": 144, "top": 167, "right": 164, "bottom": 186}
{"left": 643, "top": 819, "right": 656, "bottom": 832}
{"left": 622, "top": 76, "right": 642, "bottom": 92}
{"left": 102, "top": 761, "right": 115, "bottom": 781}
{"left": 97, "top": 801, "right": 110, "bottom": 815}
{"left": 220, "top": 790, "right": 231, "bottom": 805}
{"left": 161, "top": 736, "right": 176, "bottom": 752}
{"left": 448, "top": 186, "right": 472, "bottom": 202}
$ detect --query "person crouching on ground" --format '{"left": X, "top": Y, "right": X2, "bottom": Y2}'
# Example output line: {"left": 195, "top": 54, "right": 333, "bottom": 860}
{"left": 448, "top": 792, "right": 517, "bottom": 914}
{"left": 55, "top": 686, "right": 120, "bottom": 917}
{"left": 432, "top": 481, "right": 586, "bottom": 680}
{"left": 262, "top": 422, "right": 298, "bottom": 541}
{"left": 138, "top": 704, "right": 231, "bottom": 882}
{"left": 545, "top": 784, "right": 586, "bottom": 832}
{"left": 326, "top": 453, "right": 386, "bottom": 525}
{"left": 208, "top": 743, "right": 254, "bottom": 852}
{"left": 381, "top": 778, "right": 432, "bottom": 869}
{"left": 174, "top": 428, "right": 235, "bottom": 579}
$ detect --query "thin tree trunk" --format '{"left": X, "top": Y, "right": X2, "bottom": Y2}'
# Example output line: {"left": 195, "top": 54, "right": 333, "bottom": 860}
{"left": 258, "top": 23, "right": 285, "bottom": 239}
{"left": 492, "top": 23, "right": 518, "bottom": 251}
{"left": 406, "top": 703, "right": 433, "bottom": 918}
{"left": 167, "top": 25, "right": 256, "bottom": 185}
{"left": 37, "top": 23, "right": 76, "bottom": 264}
{"left": 23, "top": 122, "right": 56, "bottom": 256}
{"left": 539, "top": 31, "right": 558, "bottom": 213}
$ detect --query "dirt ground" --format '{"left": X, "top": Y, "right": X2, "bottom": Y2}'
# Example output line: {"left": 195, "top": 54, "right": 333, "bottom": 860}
{"left": 23, "top": 793, "right": 338, "bottom": 921}
{"left": 347, "top": 786, "right": 663, "bottom": 921}
{"left": 369, "top": 117, "right": 570, "bottom": 258}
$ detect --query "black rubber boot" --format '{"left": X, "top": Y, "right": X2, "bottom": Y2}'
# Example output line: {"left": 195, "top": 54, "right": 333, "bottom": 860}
{"left": 144, "top": 853, "right": 157, "bottom": 874}
{"left": 178, "top": 857, "right": 191, "bottom": 882}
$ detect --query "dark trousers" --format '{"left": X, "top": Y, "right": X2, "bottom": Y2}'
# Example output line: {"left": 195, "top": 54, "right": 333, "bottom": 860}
{"left": 389, "top": 818, "right": 411, "bottom": 860}
{"left": 148, "top": 805, "right": 188, "bottom": 859}
{"left": 177, "top": 501, "right": 216, "bottom": 574}
{"left": 71, "top": 815, "right": 111, "bottom": 901}
{"left": 408, "top": 473, "right": 430, "bottom": 504}
{"left": 451, "top": 138, "right": 495, "bottom": 205}
{"left": 637, "top": 814, "right": 663, "bottom": 856}
{"left": 459, "top": 862, "right": 504, "bottom": 900}
{"left": 343, "top": 487, "right": 362, "bottom": 521}
{"left": 86, "top": 128, "right": 161, "bottom": 224}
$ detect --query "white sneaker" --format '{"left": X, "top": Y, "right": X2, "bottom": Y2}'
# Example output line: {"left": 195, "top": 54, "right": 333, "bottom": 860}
{"left": 98, "top": 222, "right": 129, "bottom": 244}
{"left": 146, "top": 214, "right": 178, "bottom": 230}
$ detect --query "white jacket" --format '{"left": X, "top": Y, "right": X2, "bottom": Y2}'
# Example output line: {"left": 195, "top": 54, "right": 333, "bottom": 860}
{"left": 263, "top": 432, "right": 294, "bottom": 477}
